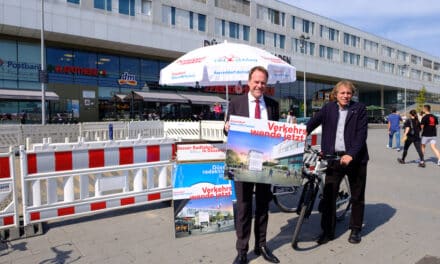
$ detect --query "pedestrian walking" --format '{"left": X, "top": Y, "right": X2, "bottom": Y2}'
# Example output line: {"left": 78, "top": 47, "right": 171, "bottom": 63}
{"left": 286, "top": 110, "right": 297, "bottom": 124}
{"left": 397, "top": 110, "right": 425, "bottom": 167}
{"left": 387, "top": 108, "right": 402, "bottom": 151}
{"left": 420, "top": 104, "right": 440, "bottom": 166}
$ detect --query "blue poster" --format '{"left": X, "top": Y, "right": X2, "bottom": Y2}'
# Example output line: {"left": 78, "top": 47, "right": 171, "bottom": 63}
{"left": 173, "top": 162, "right": 235, "bottom": 238}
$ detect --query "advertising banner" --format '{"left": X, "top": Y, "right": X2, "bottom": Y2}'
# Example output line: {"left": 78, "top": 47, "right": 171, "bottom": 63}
{"left": 176, "top": 143, "right": 226, "bottom": 162}
{"left": 225, "top": 115, "right": 307, "bottom": 186}
{"left": 173, "top": 148, "right": 235, "bottom": 238}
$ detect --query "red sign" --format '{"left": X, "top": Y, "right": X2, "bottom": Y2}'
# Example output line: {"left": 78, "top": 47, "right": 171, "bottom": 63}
{"left": 53, "top": 65, "right": 106, "bottom": 77}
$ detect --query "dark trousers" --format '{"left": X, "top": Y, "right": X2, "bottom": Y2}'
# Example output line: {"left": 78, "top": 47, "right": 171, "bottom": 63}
{"left": 234, "top": 181, "right": 272, "bottom": 254}
{"left": 401, "top": 137, "right": 424, "bottom": 162}
{"left": 321, "top": 161, "right": 367, "bottom": 236}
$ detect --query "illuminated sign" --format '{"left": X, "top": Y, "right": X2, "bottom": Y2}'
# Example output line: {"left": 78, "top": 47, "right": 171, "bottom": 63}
{"left": 48, "top": 65, "right": 106, "bottom": 77}
{"left": 118, "top": 72, "right": 138, "bottom": 86}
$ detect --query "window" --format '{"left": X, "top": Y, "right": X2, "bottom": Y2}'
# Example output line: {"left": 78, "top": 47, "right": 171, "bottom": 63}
{"left": 382, "top": 62, "right": 394, "bottom": 73}
{"left": 397, "top": 50, "right": 407, "bottom": 62}
{"left": 198, "top": 14, "right": 206, "bottom": 32}
{"left": 434, "top": 75, "right": 440, "bottom": 83}
{"left": 67, "top": 0, "right": 80, "bottom": 4}
{"left": 229, "top": 22, "right": 240, "bottom": 39}
{"left": 295, "top": 38, "right": 314, "bottom": 55}
{"left": 119, "top": 0, "right": 135, "bottom": 16}
{"left": 423, "top": 59, "right": 432, "bottom": 69}
{"left": 94, "top": 0, "right": 111, "bottom": 11}
{"left": 302, "top": 19, "right": 314, "bottom": 34}
{"left": 381, "top": 46, "right": 394, "bottom": 58}
{"left": 423, "top": 72, "right": 432, "bottom": 81}
{"left": 343, "top": 51, "right": 360, "bottom": 66}
{"left": 320, "top": 26, "right": 338, "bottom": 42}
{"left": 434, "top": 62, "right": 440, "bottom": 71}
{"left": 411, "top": 69, "right": 421, "bottom": 79}
{"left": 291, "top": 16, "right": 295, "bottom": 30}
{"left": 364, "top": 39, "right": 378, "bottom": 53}
{"left": 279, "top": 35, "right": 285, "bottom": 49}
{"left": 344, "top": 33, "right": 360, "bottom": 47}
{"left": 364, "top": 57, "right": 378, "bottom": 70}
{"left": 319, "top": 45, "right": 339, "bottom": 61}
{"left": 243, "top": 25, "right": 250, "bottom": 41}
{"left": 257, "top": 29, "right": 265, "bottom": 45}
{"left": 141, "top": 0, "right": 152, "bottom": 15}
{"left": 257, "top": 5, "right": 285, "bottom": 26}
{"left": 411, "top": 55, "right": 421, "bottom": 65}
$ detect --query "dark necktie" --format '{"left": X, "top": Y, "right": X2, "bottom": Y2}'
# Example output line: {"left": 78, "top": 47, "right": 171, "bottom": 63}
{"left": 255, "top": 99, "right": 261, "bottom": 119}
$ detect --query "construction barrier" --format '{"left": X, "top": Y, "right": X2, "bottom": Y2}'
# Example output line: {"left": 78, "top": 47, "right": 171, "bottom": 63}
{"left": 19, "top": 137, "right": 176, "bottom": 226}
{"left": 0, "top": 149, "right": 19, "bottom": 230}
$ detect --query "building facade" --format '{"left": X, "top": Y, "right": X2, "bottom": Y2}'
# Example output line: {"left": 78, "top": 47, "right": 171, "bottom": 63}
{"left": 1, "top": 0, "right": 439, "bottom": 123}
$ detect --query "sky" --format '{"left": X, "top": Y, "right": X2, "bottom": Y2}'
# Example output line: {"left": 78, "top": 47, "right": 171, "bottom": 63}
{"left": 280, "top": 0, "right": 440, "bottom": 59}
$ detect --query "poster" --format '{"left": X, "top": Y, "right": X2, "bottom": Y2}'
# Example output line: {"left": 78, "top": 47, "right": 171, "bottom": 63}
{"left": 225, "top": 115, "right": 307, "bottom": 186}
{"left": 173, "top": 161, "right": 235, "bottom": 238}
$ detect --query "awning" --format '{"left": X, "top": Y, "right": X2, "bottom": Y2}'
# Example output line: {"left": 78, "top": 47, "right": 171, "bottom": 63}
{"left": 0, "top": 89, "right": 59, "bottom": 100}
{"left": 179, "top": 94, "right": 227, "bottom": 105}
{"left": 131, "top": 91, "right": 189, "bottom": 103}
{"left": 111, "top": 93, "right": 127, "bottom": 102}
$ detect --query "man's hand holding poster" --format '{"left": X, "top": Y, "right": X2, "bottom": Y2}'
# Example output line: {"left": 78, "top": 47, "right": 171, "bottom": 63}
{"left": 225, "top": 115, "right": 307, "bottom": 186}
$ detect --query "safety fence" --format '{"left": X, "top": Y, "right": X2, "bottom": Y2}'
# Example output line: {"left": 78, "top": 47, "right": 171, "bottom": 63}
{"left": 18, "top": 137, "right": 175, "bottom": 226}
{"left": 0, "top": 149, "right": 19, "bottom": 231}
{"left": 0, "top": 120, "right": 225, "bottom": 152}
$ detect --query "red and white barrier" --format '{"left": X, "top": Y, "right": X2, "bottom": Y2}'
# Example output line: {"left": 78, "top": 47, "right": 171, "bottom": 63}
{"left": 0, "top": 150, "right": 18, "bottom": 230}
{"left": 20, "top": 137, "right": 176, "bottom": 226}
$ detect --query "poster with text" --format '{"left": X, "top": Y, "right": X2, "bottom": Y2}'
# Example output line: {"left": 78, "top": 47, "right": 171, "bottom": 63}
{"left": 173, "top": 162, "right": 235, "bottom": 238}
{"left": 225, "top": 115, "right": 307, "bottom": 186}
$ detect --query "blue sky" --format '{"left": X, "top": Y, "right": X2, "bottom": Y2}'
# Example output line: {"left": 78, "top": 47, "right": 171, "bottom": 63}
{"left": 280, "top": 0, "right": 440, "bottom": 59}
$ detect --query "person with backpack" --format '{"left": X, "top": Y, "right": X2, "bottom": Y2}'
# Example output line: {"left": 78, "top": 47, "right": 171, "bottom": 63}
{"left": 397, "top": 110, "right": 425, "bottom": 167}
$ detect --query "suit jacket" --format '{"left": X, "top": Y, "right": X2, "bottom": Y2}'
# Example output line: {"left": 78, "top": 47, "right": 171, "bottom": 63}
{"left": 306, "top": 101, "right": 369, "bottom": 164}
{"left": 226, "top": 94, "right": 279, "bottom": 122}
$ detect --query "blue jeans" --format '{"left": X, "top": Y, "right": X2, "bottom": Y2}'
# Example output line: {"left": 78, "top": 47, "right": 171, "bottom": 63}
{"left": 389, "top": 130, "right": 401, "bottom": 149}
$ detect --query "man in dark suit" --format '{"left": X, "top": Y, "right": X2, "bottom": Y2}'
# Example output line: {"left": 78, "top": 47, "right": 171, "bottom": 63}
{"left": 306, "top": 80, "right": 369, "bottom": 245}
{"left": 225, "top": 66, "right": 280, "bottom": 264}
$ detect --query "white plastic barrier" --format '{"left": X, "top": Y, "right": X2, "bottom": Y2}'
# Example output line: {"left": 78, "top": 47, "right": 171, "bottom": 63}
{"left": 128, "top": 120, "right": 164, "bottom": 139}
{"left": 164, "top": 121, "right": 201, "bottom": 140}
{"left": 79, "top": 121, "right": 128, "bottom": 141}
{"left": 0, "top": 125, "right": 22, "bottom": 152}
{"left": 200, "top": 121, "right": 226, "bottom": 141}
{"left": 19, "top": 137, "right": 176, "bottom": 226}
{"left": 0, "top": 149, "right": 19, "bottom": 230}
{"left": 21, "top": 124, "right": 80, "bottom": 146}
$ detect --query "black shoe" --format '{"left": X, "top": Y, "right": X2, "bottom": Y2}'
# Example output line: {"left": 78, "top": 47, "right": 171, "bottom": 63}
{"left": 418, "top": 162, "right": 426, "bottom": 168}
{"left": 348, "top": 229, "right": 362, "bottom": 244}
{"left": 397, "top": 158, "right": 405, "bottom": 164}
{"left": 254, "top": 246, "right": 280, "bottom": 263}
{"left": 316, "top": 233, "right": 334, "bottom": 245}
{"left": 233, "top": 253, "right": 248, "bottom": 264}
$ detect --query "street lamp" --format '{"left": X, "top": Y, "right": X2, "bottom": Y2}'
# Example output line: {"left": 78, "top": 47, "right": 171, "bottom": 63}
{"left": 401, "top": 64, "right": 410, "bottom": 115}
{"left": 299, "top": 34, "right": 310, "bottom": 118}
{"left": 40, "top": 0, "right": 46, "bottom": 125}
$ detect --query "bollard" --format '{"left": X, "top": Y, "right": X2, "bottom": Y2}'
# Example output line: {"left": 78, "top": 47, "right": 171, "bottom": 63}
{"left": 109, "top": 124, "right": 113, "bottom": 140}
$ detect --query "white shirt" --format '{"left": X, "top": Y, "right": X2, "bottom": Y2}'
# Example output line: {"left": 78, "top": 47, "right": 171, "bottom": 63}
{"left": 248, "top": 93, "right": 268, "bottom": 120}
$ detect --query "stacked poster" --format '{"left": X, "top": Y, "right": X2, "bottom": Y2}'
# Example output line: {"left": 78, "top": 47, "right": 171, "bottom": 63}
{"left": 225, "top": 115, "right": 307, "bottom": 186}
{"left": 173, "top": 143, "right": 235, "bottom": 238}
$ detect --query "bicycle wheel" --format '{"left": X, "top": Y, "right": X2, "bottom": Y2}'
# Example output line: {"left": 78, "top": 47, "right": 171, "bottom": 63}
{"left": 336, "top": 175, "right": 351, "bottom": 220}
{"left": 272, "top": 180, "right": 305, "bottom": 213}
{"left": 291, "top": 203, "right": 307, "bottom": 249}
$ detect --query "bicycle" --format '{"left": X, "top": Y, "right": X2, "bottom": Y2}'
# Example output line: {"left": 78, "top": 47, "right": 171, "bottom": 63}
{"left": 271, "top": 145, "right": 351, "bottom": 249}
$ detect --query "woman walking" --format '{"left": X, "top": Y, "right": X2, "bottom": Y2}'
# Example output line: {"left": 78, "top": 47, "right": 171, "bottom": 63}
{"left": 397, "top": 110, "right": 425, "bottom": 167}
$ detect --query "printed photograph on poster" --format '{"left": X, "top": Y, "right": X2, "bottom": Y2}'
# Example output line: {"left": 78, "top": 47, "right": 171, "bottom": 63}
{"left": 225, "top": 115, "right": 307, "bottom": 186}
{"left": 173, "top": 162, "right": 235, "bottom": 238}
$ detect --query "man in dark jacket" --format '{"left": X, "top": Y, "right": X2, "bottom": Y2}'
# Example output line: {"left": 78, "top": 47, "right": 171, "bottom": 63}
{"left": 306, "top": 80, "right": 369, "bottom": 245}
{"left": 225, "top": 66, "right": 280, "bottom": 264}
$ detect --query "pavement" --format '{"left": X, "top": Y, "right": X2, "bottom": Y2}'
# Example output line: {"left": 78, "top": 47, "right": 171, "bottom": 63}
{"left": 1, "top": 128, "right": 440, "bottom": 264}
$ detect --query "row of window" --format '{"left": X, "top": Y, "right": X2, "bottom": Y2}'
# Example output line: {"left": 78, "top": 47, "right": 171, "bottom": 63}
{"left": 66, "top": 1, "right": 440, "bottom": 79}
{"left": 256, "top": 3, "right": 440, "bottom": 71}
